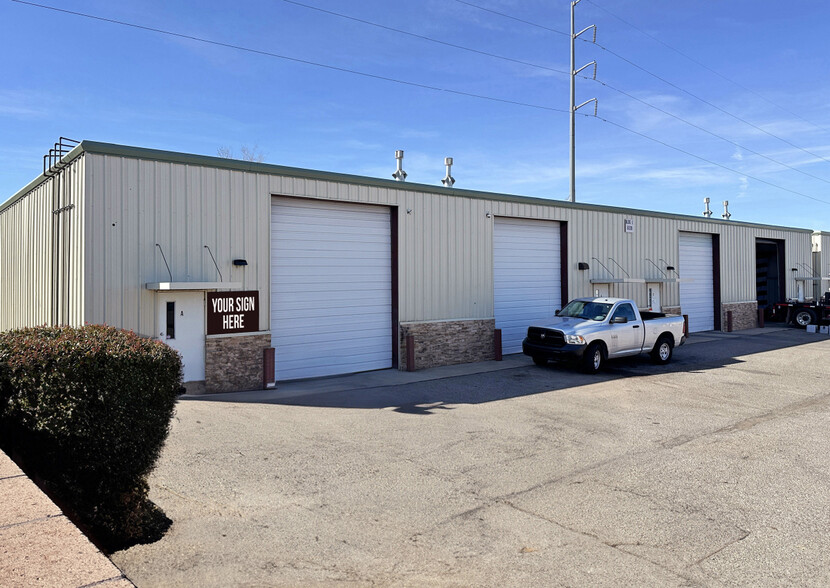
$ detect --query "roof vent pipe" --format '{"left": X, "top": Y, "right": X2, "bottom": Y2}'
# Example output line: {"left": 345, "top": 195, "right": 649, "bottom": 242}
{"left": 441, "top": 157, "right": 455, "bottom": 187}
{"left": 392, "top": 150, "right": 407, "bottom": 181}
{"left": 722, "top": 200, "right": 732, "bottom": 220}
{"left": 703, "top": 197, "right": 712, "bottom": 218}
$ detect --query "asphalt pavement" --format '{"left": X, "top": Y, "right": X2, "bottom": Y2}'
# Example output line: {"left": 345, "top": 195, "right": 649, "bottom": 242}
{"left": 111, "top": 326, "right": 830, "bottom": 587}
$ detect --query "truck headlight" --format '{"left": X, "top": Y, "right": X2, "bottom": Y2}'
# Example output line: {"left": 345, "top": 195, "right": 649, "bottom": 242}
{"left": 564, "top": 334, "right": 586, "bottom": 345}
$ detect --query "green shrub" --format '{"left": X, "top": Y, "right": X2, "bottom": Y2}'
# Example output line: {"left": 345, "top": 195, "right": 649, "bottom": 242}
{"left": 0, "top": 324, "right": 182, "bottom": 551}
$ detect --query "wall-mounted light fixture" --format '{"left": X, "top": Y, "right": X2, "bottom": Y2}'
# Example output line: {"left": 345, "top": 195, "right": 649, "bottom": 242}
{"left": 406, "top": 208, "right": 412, "bottom": 214}
{"left": 578, "top": 262, "right": 590, "bottom": 270}
{"left": 666, "top": 266, "right": 675, "bottom": 272}
{"left": 485, "top": 211, "right": 492, "bottom": 218}
{"left": 791, "top": 267, "right": 798, "bottom": 273}
{"left": 233, "top": 259, "right": 248, "bottom": 266}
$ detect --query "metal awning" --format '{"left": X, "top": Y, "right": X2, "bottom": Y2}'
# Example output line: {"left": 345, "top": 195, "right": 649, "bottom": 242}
{"left": 145, "top": 282, "right": 242, "bottom": 291}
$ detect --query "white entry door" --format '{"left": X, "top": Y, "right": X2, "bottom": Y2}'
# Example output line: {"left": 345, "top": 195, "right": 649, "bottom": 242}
{"left": 647, "top": 283, "right": 662, "bottom": 312}
{"left": 156, "top": 291, "right": 205, "bottom": 385}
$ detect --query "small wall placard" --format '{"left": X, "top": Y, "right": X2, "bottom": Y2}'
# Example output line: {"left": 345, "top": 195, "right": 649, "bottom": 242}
{"left": 207, "top": 290, "right": 260, "bottom": 335}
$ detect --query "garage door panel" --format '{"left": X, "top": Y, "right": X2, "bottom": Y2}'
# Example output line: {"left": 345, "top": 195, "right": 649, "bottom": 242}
{"left": 271, "top": 315, "right": 392, "bottom": 335}
{"left": 271, "top": 198, "right": 392, "bottom": 380}
{"left": 278, "top": 333, "right": 391, "bottom": 351}
{"left": 679, "top": 232, "right": 715, "bottom": 333}
{"left": 494, "top": 217, "right": 562, "bottom": 354}
{"left": 272, "top": 280, "right": 392, "bottom": 294}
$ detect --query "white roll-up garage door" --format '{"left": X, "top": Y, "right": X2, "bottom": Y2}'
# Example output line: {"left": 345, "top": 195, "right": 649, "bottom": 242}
{"left": 494, "top": 217, "right": 562, "bottom": 354}
{"left": 679, "top": 232, "right": 715, "bottom": 332}
{"left": 271, "top": 198, "right": 392, "bottom": 380}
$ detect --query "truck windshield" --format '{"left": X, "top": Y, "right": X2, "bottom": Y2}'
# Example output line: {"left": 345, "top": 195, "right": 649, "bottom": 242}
{"left": 559, "top": 300, "right": 613, "bottom": 321}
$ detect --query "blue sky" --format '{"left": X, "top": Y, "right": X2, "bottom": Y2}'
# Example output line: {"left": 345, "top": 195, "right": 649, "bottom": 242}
{"left": 2, "top": 0, "right": 829, "bottom": 230}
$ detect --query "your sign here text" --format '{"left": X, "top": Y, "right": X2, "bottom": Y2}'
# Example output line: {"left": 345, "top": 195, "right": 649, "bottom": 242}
{"left": 206, "top": 291, "right": 260, "bottom": 335}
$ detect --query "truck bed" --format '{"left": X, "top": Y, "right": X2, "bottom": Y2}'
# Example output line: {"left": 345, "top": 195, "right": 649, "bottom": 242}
{"left": 640, "top": 311, "right": 668, "bottom": 321}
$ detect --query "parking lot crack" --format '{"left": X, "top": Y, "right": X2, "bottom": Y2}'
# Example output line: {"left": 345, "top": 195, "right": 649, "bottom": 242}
{"left": 500, "top": 499, "right": 702, "bottom": 586}
{"left": 692, "top": 528, "right": 751, "bottom": 566}
{"left": 661, "top": 390, "right": 830, "bottom": 449}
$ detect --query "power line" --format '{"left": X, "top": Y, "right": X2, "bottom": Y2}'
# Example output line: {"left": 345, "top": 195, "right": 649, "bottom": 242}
{"left": 454, "top": 0, "right": 569, "bottom": 37}
{"left": 597, "top": 116, "right": 830, "bottom": 206}
{"left": 457, "top": 0, "right": 830, "bottom": 166}
{"left": 586, "top": 38, "right": 830, "bottom": 167}
{"left": 595, "top": 78, "right": 830, "bottom": 185}
{"left": 280, "top": 0, "right": 571, "bottom": 77}
{"left": 289, "top": 0, "right": 830, "bottom": 183}
{"left": 10, "top": 0, "right": 571, "bottom": 115}
{"left": 11, "top": 0, "right": 830, "bottom": 207}
{"left": 584, "top": 0, "right": 830, "bottom": 137}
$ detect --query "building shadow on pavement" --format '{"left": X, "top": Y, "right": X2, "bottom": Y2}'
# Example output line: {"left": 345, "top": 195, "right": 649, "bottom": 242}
{"left": 183, "top": 327, "right": 824, "bottom": 414}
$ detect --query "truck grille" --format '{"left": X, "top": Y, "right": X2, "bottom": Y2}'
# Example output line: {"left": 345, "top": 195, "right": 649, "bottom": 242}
{"left": 527, "top": 327, "right": 565, "bottom": 348}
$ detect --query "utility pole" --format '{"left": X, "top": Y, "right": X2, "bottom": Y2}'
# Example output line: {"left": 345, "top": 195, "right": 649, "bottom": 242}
{"left": 569, "top": 0, "right": 597, "bottom": 203}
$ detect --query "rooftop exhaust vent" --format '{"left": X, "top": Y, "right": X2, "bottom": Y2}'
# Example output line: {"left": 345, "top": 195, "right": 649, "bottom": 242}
{"left": 441, "top": 157, "right": 455, "bottom": 187}
{"left": 392, "top": 150, "right": 407, "bottom": 182}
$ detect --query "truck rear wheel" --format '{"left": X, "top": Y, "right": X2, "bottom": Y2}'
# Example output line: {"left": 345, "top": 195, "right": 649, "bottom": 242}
{"left": 794, "top": 309, "right": 817, "bottom": 327}
{"left": 651, "top": 335, "right": 673, "bottom": 364}
{"left": 581, "top": 342, "right": 605, "bottom": 374}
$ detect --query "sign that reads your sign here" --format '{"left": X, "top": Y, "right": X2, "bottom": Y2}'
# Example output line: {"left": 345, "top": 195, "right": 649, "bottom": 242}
{"left": 207, "top": 291, "right": 260, "bottom": 335}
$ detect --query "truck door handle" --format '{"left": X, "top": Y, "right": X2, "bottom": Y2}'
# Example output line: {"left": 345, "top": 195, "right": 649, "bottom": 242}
{"left": 633, "top": 325, "right": 640, "bottom": 328}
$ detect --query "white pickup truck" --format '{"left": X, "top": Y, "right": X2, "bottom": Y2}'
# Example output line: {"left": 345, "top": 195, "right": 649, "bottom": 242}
{"left": 522, "top": 297, "right": 686, "bottom": 373}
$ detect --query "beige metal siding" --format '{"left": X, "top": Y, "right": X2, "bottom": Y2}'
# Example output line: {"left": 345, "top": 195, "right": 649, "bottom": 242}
{"left": 814, "top": 232, "right": 830, "bottom": 299}
{"left": 814, "top": 232, "right": 830, "bottom": 276}
{"left": 264, "top": 178, "right": 494, "bottom": 322}
{"left": 84, "top": 155, "right": 272, "bottom": 336}
{"left": 79, "top": 150, "right": 815, "bottom": 337}
{"left": 0, "top": 156, "right": 85, "bottom": 330}
{"left": 485, "top": 203, "right": 812, "bottom": 311}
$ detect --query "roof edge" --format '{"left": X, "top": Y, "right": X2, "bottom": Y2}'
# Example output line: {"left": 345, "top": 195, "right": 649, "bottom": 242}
{"left": 0, "top": 143, "right": 86, "bottom": 214}
{"left": 1, "top": 140, "right": 818, "bottom": 233}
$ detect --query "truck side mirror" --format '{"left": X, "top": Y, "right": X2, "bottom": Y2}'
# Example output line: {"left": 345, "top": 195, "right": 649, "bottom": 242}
{"left": 555, "top": 309, "right": 560, "bottom": 316}
{"left": 611, "top": 316, "right": 628, "bottom": 324}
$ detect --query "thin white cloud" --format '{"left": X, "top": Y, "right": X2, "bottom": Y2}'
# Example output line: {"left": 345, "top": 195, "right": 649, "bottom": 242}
{"left": 0, "top": 91, "right": 49, "bottom": 119}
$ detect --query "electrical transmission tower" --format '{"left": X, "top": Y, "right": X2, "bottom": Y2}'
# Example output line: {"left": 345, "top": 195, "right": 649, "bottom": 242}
{"left": 569, "top": 0, "right": 597, "bottom": 203}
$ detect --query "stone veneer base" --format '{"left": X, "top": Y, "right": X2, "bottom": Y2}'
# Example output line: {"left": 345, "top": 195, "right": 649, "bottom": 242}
{"left": 399, "top": 319, "right": 495, "bottom": 371}
{"left": 721, "top": 301, "right": 759, "bottom": 332}
{"left": 205, "top": 332, "right": 271, "bottom": 393}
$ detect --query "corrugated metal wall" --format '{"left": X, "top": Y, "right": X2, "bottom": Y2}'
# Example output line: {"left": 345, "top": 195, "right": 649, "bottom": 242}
{"left": 265, "top": 175, "right": 813, "bottom": 318}
{"left": 266, "top": 178, "right": 492, "bottom": 321}
{"left": 487, "top": 202, "right": 813, "bottom": 310}
{"left": 814, "top": 232, "right": 830, "bottom": 299}
{"left": 0, "top": 156, "right": 85, "bottom": 330}
{"left": 83, "top": 155, "right": 271, "bottom": 336}
{"left": 814, "top": 232, "right": 830, "bottom": 275}
{"left": 79, "top": 152, "right": 815, "bottom": 335}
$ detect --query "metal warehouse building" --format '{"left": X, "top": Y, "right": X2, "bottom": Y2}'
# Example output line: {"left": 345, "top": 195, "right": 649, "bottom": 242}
{"left": 1, "top": 140, "right": 825, "bottom": 393}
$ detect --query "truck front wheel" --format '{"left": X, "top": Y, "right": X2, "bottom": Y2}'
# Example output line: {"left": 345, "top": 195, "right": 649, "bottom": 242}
{"left": 581, "top": 342, "right": 605, "bottom": 374}
{"left": 651, "top": 335, "right": 674, "bottom": 364}
{"left": 794, "top": 309, "right": 817, "bottom": 327}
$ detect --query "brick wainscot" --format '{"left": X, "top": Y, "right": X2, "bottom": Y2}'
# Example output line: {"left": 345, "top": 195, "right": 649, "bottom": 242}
{"left": 205, "top": 332, "right": 271, "bottom": 393}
